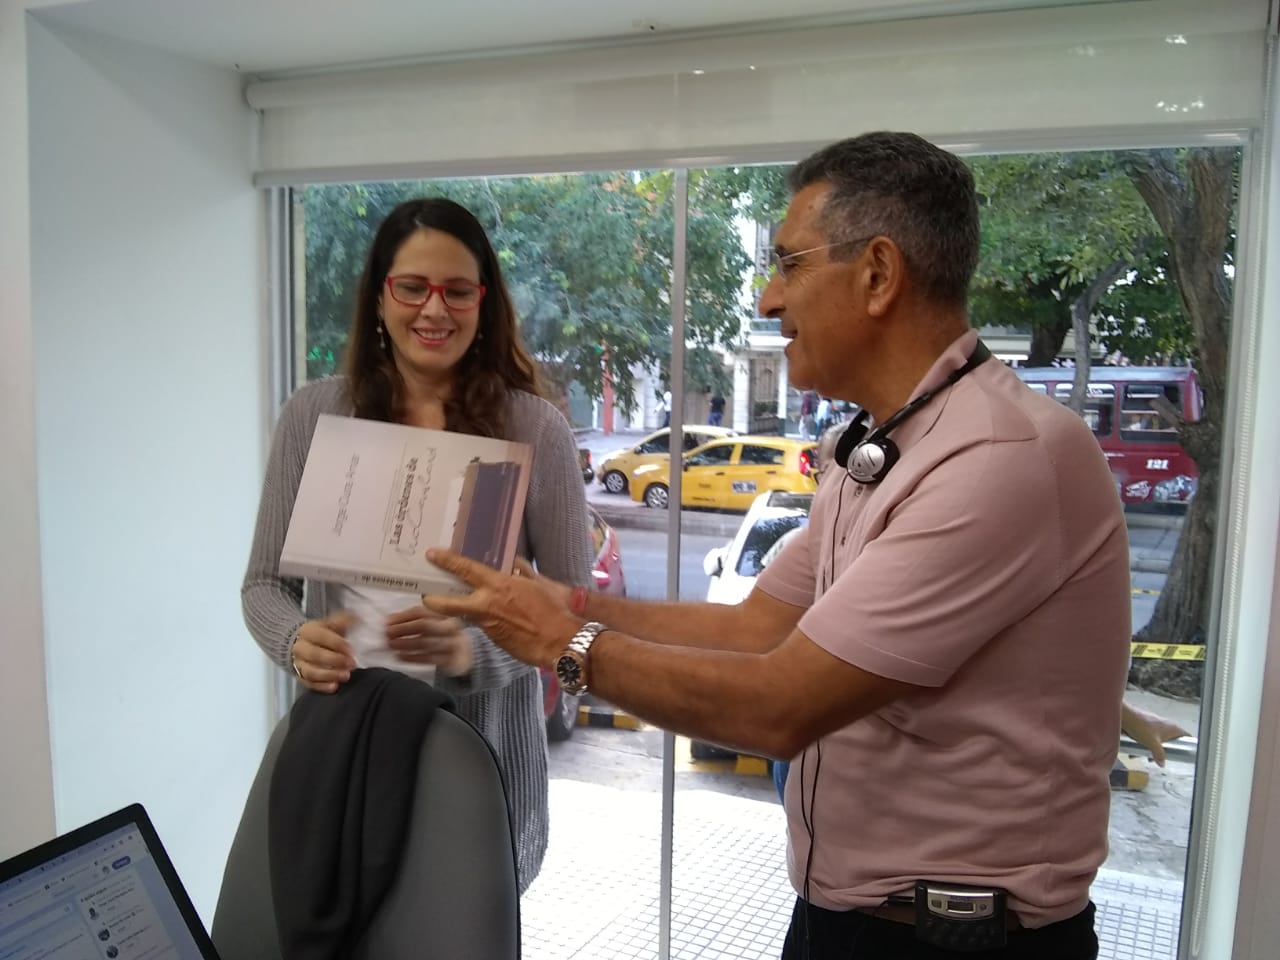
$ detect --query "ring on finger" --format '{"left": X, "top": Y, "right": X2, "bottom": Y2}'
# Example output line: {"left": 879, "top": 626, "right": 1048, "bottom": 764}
{"left": 289, "top": 634, "right": 305, "bottom": 681}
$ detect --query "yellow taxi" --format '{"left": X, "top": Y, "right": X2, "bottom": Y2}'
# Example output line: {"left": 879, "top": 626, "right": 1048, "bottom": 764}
{"left": 629, "top": 435, "right": 818, "bottom": 511}
{"left": 596, "top": 425, "right": 737, "bottom": 495}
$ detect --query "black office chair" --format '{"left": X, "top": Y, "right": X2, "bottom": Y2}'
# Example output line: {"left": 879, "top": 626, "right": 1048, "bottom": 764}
{"left": 211, "top": 702, "right": 520, "bottom": 959}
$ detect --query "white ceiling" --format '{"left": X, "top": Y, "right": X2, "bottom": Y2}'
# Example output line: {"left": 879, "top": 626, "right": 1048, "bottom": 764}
{"left": 35, "top": 0, "right": 1125, "bottom": 75}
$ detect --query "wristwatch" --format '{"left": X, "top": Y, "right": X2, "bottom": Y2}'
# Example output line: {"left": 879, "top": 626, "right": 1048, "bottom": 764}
{"left": 555, "top": 621, "right": 607, "bottom": 696}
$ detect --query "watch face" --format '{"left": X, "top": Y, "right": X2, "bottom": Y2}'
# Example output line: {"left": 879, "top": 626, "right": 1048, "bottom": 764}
{"left": 556, "top": 654, "right": 584, "bottom": 691}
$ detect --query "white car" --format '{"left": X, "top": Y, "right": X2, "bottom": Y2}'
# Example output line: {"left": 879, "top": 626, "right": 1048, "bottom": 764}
{"left": 703, "top": 491, "right": 813, "bottom": 605}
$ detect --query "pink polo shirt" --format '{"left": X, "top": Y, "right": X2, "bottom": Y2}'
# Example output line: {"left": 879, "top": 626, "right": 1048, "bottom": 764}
{"left": 756, "top": 331, "right": 1130, "bottom": 928}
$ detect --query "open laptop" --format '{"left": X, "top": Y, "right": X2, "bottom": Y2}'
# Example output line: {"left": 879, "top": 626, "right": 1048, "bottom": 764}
{"left": 0, "top": 803, "right": 221, "bottom": 959}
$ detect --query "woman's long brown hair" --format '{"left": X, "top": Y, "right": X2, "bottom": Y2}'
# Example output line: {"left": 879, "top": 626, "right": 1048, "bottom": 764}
{"left": 342, "top": 197, "right": 542, "bottom": 437}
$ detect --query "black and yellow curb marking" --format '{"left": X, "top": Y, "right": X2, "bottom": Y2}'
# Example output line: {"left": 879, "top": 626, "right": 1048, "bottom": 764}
{"left": 679, "top": 755, "right": 771, "bottom": 776}
{"left": 1110, "top": 755, "right": 1150, "bottom": 791}
{"left": 1132, "top": 587, "right": 1162, "bottom": 596}
{"left": 732, "top": 756, "right": 770, "bottom": 777}
{"left": 1130, "top": 642, "right": 1206, "bottom": 661}
{"left": 576, "top": 706, "right": 643, "bottom": 730}
{"left": 676, "top": 739, "right": 771, "bottom": 776}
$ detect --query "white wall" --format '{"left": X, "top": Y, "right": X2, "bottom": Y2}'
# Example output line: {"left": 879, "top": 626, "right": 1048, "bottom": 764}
{"left": 26, "top": 17, "right": 271, "bottom": 918}
{"left": 0, "top": 0, "right": 56, "bottom": 861}
{"left": 1229, "top": 41, "right": 1280, "bottom": 958}
{"left": 1233, "top": 553, "right": 1280, "bottom": 957}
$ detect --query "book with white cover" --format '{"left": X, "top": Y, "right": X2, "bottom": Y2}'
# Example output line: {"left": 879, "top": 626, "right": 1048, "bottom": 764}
{"left": 280, "top": 414, "right": 533, "bottom": 594}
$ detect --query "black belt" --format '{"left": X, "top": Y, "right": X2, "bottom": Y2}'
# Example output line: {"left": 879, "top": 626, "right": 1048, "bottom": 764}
{"left": 854, "top": 902, "right": 1023, "bottom": 930}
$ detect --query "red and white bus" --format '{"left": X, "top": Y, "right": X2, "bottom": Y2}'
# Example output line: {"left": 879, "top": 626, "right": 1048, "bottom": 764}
{"left": 1015, "top": 366, "right": 1201, "bottom": 505}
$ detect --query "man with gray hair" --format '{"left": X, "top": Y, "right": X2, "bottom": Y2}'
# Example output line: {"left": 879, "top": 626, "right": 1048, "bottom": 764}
{"left": 425, "top": 132, "right": 1130, "bottom": 958}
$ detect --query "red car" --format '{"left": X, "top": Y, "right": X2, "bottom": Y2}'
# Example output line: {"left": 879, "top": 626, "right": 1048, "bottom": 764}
{"left": 540, "top": 505, "right": 627, "bottom": 741}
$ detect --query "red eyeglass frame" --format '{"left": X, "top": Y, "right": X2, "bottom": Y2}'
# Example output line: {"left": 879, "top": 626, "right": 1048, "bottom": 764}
{"left": 385, "top": 275, "right": 487, "bottom": 310}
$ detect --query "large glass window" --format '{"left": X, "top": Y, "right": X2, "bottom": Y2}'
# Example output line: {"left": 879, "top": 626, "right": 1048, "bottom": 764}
{"left": 288, "top": 142, "right": 1240, "bottom": 960}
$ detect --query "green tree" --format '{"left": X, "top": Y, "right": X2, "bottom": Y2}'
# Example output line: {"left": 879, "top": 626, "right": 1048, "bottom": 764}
{"left": 299, "top": 181, "right": 413, "bottom": 378}
{"left": 969, "top": 153, "right": 1170, "bottom": 388}
{"left": 720, "top": 165, "right": 792, "bottom": 316}
{"left": 699, "top": 163, "right": 790, "bottom": 225}
{"left": 1093, "top": 249, "right": 1197, "bottom": 364}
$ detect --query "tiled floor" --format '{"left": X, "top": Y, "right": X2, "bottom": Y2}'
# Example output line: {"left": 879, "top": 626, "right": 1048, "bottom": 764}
{"left": 523, "top": 780, "right": 1184, "bottom": 959}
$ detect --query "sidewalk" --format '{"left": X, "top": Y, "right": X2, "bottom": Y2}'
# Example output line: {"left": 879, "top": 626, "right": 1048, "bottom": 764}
{"left": 524, "top": 774, "right": 1186, "bottom": 960}
{"left": 575, "top": 427, "right": 647, "bottom": 463}
{"left": 1127, "top": 521, "right": 1179, "bottom": 574}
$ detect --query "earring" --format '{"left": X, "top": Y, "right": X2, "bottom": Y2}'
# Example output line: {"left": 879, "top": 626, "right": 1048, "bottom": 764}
{"left": 377, "top": 323, "right": 386, "bottom": 350}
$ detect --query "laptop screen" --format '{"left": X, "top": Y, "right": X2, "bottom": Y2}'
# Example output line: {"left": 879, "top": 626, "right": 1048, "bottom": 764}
{"left": 0, "top": 804, "right": 220, "bottom": 960}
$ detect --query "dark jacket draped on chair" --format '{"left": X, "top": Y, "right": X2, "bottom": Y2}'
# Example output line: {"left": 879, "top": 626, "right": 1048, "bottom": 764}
{"left": 267, "top": 668, "right": 453, "bottom": 960}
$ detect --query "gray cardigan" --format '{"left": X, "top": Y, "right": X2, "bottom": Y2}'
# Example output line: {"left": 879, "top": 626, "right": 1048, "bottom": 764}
{"left": 241, "top": 377, "right": 594, "bottom": 892}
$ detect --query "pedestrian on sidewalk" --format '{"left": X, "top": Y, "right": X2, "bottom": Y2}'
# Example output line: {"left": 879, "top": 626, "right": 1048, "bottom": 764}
{"left": 814, "top": 395, "right": 832, "bottom": 435}
{"left": 708, "top": 393, "right": 726, "bottom": 427}
{"left": 799, "top": 389, "right": 818, "bottom": 439}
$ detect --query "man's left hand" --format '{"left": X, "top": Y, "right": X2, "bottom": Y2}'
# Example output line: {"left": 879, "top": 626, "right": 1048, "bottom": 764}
{"left": 422, "top": 549, "right": 582, "bottom": 668}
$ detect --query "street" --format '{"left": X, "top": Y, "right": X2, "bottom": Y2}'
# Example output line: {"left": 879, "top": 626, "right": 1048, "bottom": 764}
{"left": 610, "top": 528, "right": 726, "bottom": 601}
{"left": 609, "top": 523, "right": 1169, "bottom": 634}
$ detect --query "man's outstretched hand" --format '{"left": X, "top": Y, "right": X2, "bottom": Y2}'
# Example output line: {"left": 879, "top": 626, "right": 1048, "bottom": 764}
{"left": 421, "top": 550, "right": 583, "bottom": 668}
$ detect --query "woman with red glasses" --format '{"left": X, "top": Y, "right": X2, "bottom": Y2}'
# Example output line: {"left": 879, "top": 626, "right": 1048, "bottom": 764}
{"left": 242, "top": 197, "right": 593, "bottom": 893}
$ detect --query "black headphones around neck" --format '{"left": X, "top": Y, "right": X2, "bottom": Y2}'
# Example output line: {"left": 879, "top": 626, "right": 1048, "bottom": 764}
{"left": 834, "top": 340, "right": 992, "bottom": 484}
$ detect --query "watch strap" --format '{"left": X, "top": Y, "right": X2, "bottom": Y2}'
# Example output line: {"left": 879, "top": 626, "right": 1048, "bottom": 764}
{"left": 558, "top": 620, "right": 607, "bottom": 695}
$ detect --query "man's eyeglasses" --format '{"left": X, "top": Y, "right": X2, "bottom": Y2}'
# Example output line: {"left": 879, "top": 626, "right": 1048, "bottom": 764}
{"left": 768, "top": 236, "right": 876, "bottom": 278}
{"left": 386, "top": 275, "right": 486, "bottom": 311}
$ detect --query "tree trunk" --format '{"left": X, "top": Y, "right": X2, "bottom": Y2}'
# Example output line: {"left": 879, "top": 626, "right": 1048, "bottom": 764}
{"left": 1026, "top": 307, "right": 1072, "bottom": 366}
{"left": 1129, "top": 458, "right": 1216, "bottom": 696}
{"left": 537, "top": 359, "right": 575, "bottom": 421}
{"left": 1121, "top": 147, "right": 1236, "bottom": 695}
{"left": 1068, "top": 258, "right": 1130, "bottom": 412}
